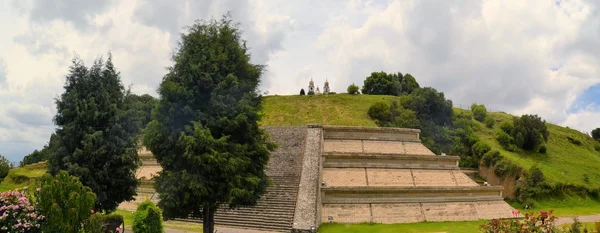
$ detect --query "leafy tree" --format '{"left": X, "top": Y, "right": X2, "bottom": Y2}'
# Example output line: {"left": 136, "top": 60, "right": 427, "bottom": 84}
{"left": 400, "top": 73, "right": 420, "bottom": 95}
{"left": 407, "top": 87, "right": 453, "bottom": 126}
{"left": 300, "top": 88, "right": 305, "bottom": 95}
{"left": 37, "top": 170, "right": 97, "bottom": 233}
{"left": 484, "top": 116, "right": 494, "bottom": 128}
{"left": 132, "top": 200, "right": 164, "bottom": 233}
{"left": 0, "top": 154, "right": 10, "bottom": 182}
{"left": 592, "top": 128, "right": 600, "bottom": 140}
{"left": 21, "top": 133, "right": 59, "bottom": 166}
{"left": 124, "top": 93, "right": 157, "bottom": 131}
{"left": 142, "top": 16, "right": 276, "bottom": 233}
{"left": 347, "top": 83, "right": 359, "bottom": 94}
{"left": 48, "top": 54, "right": 140, "bottom": 212}
{"left": 470, "top": 103, "right": 487, "bottom": 122}
{"left": 362, "top": 71, "right": 401, "bottom": 95}
{"left": 512, "top": 114, "right": 549, "bottom": 150}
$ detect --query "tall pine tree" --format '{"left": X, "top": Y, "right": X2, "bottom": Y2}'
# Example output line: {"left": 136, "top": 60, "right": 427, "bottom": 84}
{"left": 50, "top": 54, "right": 139, "bottom": 212}
{"left": 143, "top": 15, "right": 276, "bottom": 233}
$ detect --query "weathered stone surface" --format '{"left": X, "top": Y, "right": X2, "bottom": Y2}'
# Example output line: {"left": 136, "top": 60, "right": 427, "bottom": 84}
{"left": 367, "top": 169, "right": 414, "bottom": 187}
{"left": 412, "top": 170, "right": 458, "bottom": 187}
{"left": 292, "top": 127, "right": 322, "bottom": 232}
{"left": 322, "top": 168, "right": 367, "bottom": 187}
{"left": 136, "top": 166, "right": 161, "bottom": 180}
{"left": 453, "top": 170, "right": 479, "bottom": 187}
{"left": 371, "top": 203, "right": 424, "bottom": 223}
{"left": 404, "top": 142, "right": 436, "bottom": 155}
{"left": 321, "top": 204, "right": 371, "bottom": 223}
{"left": 422, "top": 202, "right": 479, "bottom": 222}
{"left": 323, "top": 140, "right": 362, "bottom": 153}
{"left": 362, "top": 141, "right": 404, "bottom": 154}
{"left": 475, "top": 201, "right": 515, "bottom": 219}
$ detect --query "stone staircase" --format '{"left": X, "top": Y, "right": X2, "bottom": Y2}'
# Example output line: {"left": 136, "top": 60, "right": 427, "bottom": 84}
{"left": 319, "top": 126, "right": 515, "bottom": 224}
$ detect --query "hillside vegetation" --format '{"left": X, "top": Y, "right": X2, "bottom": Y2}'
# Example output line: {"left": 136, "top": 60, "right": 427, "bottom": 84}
{"left": 0, "top": 162, "right": 47, "bottom": 192}
{"left": 260, "top": 94, "right": 600, "bottom": 196}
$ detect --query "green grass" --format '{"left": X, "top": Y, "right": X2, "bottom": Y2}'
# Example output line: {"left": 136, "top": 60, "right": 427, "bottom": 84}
{"left": 260, "top": 94, "right": 396, "bottom": 126}
{"left": 471, "top": 109, "right": 600, "bottom": 191}
{"left": 507, "top": 195, "right": 600, "bottom": 216}
{"left": 116, "top": 209, "right": 203, "bottom": 231}
{"left": 319, "top": 221, "right": 486, "bottom": 233}
{"left": 0, "top": 162, "right": 47, "bottom": 192}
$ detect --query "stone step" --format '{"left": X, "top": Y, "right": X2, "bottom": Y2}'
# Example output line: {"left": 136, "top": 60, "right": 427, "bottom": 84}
{"left": 214, "top": 218, "right": 292, "bottom": 230}
{"left": 216, "top": 211, "right": 294, "bottom": 219}
{"left": 217, "top": 208, "right": 294, "bottom": 216}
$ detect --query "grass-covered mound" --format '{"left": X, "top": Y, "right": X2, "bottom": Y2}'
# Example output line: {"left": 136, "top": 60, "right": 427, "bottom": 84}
{"left": 261, "top": 94, "right": 600, "bottom": 199}
{"left": 0, "top": 162, "right": 47, "bottom": 192}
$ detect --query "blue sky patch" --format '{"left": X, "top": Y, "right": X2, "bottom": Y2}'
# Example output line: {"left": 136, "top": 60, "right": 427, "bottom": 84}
{"left": 568, "top": 83, "right": 600, "bottom": 113}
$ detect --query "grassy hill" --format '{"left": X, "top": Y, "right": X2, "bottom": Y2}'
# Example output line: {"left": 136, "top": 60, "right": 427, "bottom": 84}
{"left": 0, "top": 162, "right": 47, "bottom": 192}
{"left": 261, "top": 94, "right": 600, "bottom": 195}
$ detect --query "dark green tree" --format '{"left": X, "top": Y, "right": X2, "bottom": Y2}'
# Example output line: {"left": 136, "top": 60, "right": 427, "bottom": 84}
{"left": 362, "top": 71, "right": 401, "bottom": 95}
{"left": 124, "top": 93, "right": 158, "bottom": 130}
{"left": 49, "top": 54, "right": 140, "bottom": 212}
{"left": 511, "top": 114, "right": 549, "bottom": 150}
{"left": 142, "top": 16, "right": 276, "bottom": 233}
{"left": 347, "top": 83, "right": 360, "bottom": 94}
{"left": 408, "top": 87, "right": 454, "bottom": 126}
{"left": 592, "top": 128, "right": 600, "bottom": 140}
{"left": 0, "top": 154, "right": 10, "bottom": 182}
{"left": 400, "top": 73, "right": 420, "bottom": 95}
{"left": 470, "top": 103, "right": 487, "bottom": 122}
{"left": 21, "top": 133, "right": 59, "bottom": 166}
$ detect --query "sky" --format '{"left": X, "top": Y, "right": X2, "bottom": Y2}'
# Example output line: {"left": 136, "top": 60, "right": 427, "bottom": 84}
{"left": 1, "top": 0, "right": 599, "bottom": 162}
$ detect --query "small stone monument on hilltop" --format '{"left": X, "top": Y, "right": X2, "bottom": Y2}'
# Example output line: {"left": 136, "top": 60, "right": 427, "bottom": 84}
{"left": 323, "top": 79, "right": 330, "bottom": 94}
{"left": 308, "top": 78, "right": 315, "bottom": 94}
{"left": 316, "top": 85, "right": 321, "bottom": 95}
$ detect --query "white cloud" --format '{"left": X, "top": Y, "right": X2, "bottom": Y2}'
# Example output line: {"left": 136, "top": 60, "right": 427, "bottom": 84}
{"left": 1, "top": 0, "right": 600, "bottom": 162}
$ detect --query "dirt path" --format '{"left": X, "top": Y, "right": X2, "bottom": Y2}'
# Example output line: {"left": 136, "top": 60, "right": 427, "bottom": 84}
{"left": 125, "top": 226, "right": 277, "bottom": 233}
{"left": 557, "top": 214, "right": 600, "bottom": 225}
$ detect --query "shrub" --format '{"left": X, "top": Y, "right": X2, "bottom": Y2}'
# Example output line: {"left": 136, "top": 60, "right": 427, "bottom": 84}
{"left": 98, "top": 213, "right": 124, "bottom": 233}
{"left": 391, "top": 107, "right": 420, "bottom": 128}
{"left": 470, "top": 103, "right": 487, "bottom": 122}
{"left": 592, "top": 128, "right": 600, "bottom": 140}
{"left": 347, "top": 83, "right": 359, "bottom": 95}
{"left": 496, "top": 131, "right": 513, "bottom": 148}
{"left": 299, "top": 88, "right": 305, "bottom": 95}
{"left": 512, "top": 114, "right": 549, "bottom": 150}
{"left": 485, "top": 116, "right": 494, "bottom": 128}
{"left": 480, "top": 210, "right": 584, "bottom": 233}
{"left": 567, "top": 136, "right": 582, "bottom": 146}
{"left": 36, "top": 170, "right": 97, "bottom": 233}
{"left": 482, "top": 150, "right": 501, "bottom": 167}
{"left": 368, "top": 102, "right": 391, "bottom": 122}
{"left": 0, "top": 155, "right": 10, "bottom": 181}
{"left": 132, "top": 200, "right": 164, "bottom": 233}
{"left": 499, "top": 121, "right": 514, "bottom": 134}
{"left": 0, "top": 189, "right": 44, "bottom": 233}
{"left": 595, "top": 141, "right": 600, "bottom": 152}
{"left": 538, "top": 143, "right": 547, "bottom": 153}
{"left": 515, "top": 166, "right": 552, "bottom": 202}
{"left": 493, "top": 159, "right": 519, "bottom": 179}
{"left": 472, "top": 141, "right": 491, "bottom": 158}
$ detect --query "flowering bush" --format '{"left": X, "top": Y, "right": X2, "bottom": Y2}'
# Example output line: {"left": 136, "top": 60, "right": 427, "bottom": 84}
{"left": 479, "top": 210, "right": 588, "bottom": 233}
{"left": 0, "top": 188, "right": 44, "bottom": 233}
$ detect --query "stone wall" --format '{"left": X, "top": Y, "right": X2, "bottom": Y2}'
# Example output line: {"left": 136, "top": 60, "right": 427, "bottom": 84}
{"left": 478, "top": 161, "right": 518, "bottom": 199}
{"left": 292, "top": 125, "right": 322, "bottom": 233}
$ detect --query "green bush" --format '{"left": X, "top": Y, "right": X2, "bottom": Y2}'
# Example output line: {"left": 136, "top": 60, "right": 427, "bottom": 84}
{"left": 0, "top": 155, "right": 10, "bottom": 181}
{"left": 368, "top": 102, "right": 391, "bottom": 122}
{"left": 347, "top": 83, "right": 359, "bottom": 95}
{"left": 482, "top": 150, "right": 501, "bottom": 167}
{"left": 493, "top": 159, "right": 519, "bottom": 179}
{"left": 515, "top": 166, "right": 552, "bottom": 202}
{"left": 499, "top": 121, "right": 514, "bottom": 134}
{"left": 595, "top": 141, "right": 600, "bottom": 152}
{"left": 470, "top": 103, "right": 487, "bottom": 122}
{"left": 592, "top": 128, "right": 600, "bottom": 140}
{"left": 36, "top": 170, "right": 97, "bottom": 233}
{"left": 511, "top": 114, "right": 549, "bottom": 150}
{"left": 133, "top": 200, "right": 164, "bottom": 233}
{"left": 471, "top": 141, "right": 491, "bottom": 158}
{"left": 389, "top": 101, "right": 420, "bottom": 128}
{"left": 567, "top": 136, "right": 582, "bottom": 146}
{"left": 538, "top": 143, "right": 547, "bottom": 153}
{"left": 496, "top": 130, "right": 513, "bottom": 148}
{"left": 485, "top": 116, "right": 494, "bottom": 128}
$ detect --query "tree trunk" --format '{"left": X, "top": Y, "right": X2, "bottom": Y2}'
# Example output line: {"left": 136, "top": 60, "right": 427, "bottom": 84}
{"left": 203, "top": 204, "right": 215, "bottom": 233}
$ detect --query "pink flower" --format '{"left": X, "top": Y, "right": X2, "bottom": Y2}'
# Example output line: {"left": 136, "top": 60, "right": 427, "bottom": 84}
{"left": 90, "top": 209, "right": 95, "bottom": 214}
{"left": 116, "top": 227, "right": 121, "bottom": 232}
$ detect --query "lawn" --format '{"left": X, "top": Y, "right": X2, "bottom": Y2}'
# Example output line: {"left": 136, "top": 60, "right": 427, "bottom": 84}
{"left": 260, "top": 94, "right": 396, "bottom": 126}
{"left": 318, "top": 221, "right": 486, "bottom": 233}
{"left": 116, "top": 209, "right": 203, "bottom": 231}
{"left": 507, "top": 195, "right": 600, "bottom": 216}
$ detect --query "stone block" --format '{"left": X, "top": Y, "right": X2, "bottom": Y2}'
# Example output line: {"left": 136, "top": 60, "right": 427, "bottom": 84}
{"left": 362, "top": 141, "right": 404, "bottom": 154}
{"left": 321, "top": 204, "right": 371, "bottom": 223}
{"left": 367, "top": 168, "right": 414, "bottom": 187}
{"left": 453, "top": 171, "right": 479, "bottom": 187}
{"left": 322, "top": 168, "right": 367, "bottom": 187}
{"left": 323, "top": 140, "right": 363, "bottom": 153}
{"left": 475, "top": 201, "right": 515, "bottom": 219}
{"left": 371, "top": 203, "right": 425, "bottom": 223}
{"left": 412, "top": 170, "right": 457, "bottom": 187}
{"left": 422, "top": 202, "right": 478, "bottom": 222}
{"left": 404, "top": 142, "right": 435, "bottom": 155}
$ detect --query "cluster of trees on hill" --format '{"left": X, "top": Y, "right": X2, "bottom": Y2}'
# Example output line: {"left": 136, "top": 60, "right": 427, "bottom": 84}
{"left": 17, "top": 15, "right": 273, "bottom": 233}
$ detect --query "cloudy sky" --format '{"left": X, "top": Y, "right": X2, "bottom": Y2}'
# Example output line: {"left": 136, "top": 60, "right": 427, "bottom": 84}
{"left": 1, "top": 0, "right": 599, "bottom": 162}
